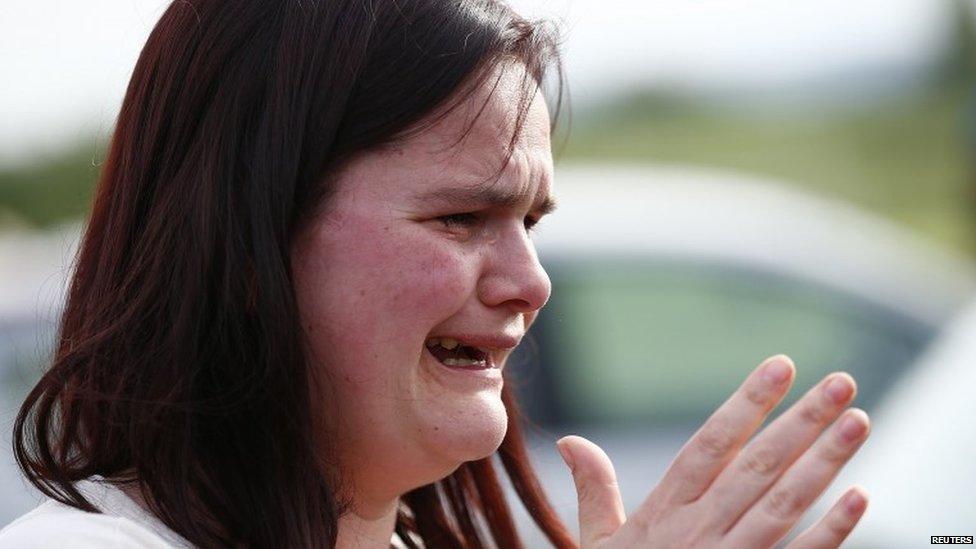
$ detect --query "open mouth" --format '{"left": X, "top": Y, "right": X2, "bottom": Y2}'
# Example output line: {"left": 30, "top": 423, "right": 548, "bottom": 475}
{"left": 424, "top": 337, "right": 494, "bottom": 370}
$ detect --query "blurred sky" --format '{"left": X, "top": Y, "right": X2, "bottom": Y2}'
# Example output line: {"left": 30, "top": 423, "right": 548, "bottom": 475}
{"left": 0, "top": 0, "right": 951, "bottom": 165}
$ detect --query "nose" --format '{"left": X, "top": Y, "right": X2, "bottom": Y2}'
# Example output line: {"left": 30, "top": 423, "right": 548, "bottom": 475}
{"left": 477, "top": 226, "right": 552, "bottom": 314}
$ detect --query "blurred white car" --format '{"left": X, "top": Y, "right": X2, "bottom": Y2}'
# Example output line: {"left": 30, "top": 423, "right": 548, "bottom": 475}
{"left": 807, "top": 297, "right": 976, "bottom": 548}
{"left": 517, "top": 163, "right": 975, "bottom": 426}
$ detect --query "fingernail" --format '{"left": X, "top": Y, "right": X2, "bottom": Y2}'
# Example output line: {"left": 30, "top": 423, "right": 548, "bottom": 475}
{"left": 762, "top": 357, "right": 792, "bottom": 385}
{"left": 843, "top": 489, "right": 867, "bottom": 515}
{"left": 839, "top": 413, "right": 867, "bottom": 442}
{"left": 824, "top": 375, "right": 854, "bottom": 405}
{"left": 556, "top": 440, "right": 575, "bottom": 471}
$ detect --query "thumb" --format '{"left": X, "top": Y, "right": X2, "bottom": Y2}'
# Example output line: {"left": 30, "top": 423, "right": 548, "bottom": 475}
{"left": 557, "top": 435, "right": 626, "bottom": 548}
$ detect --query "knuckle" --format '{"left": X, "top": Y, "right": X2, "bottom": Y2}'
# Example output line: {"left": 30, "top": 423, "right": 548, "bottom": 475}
{"left": 577, "top": 476, "right": 619, "bottom": 507}
{"left": 696, "top": 422, "right": 738, "bottom": 458}
{"left": 827, "top": 512, "right": 853, "bottom": 539}
{"left": 818, "top": 438, "right": 851, "bottom": 464}
{"left": 764, "top": 488, "right": 807, "bottom": 522}
{"left": 741, "top": 446, "right": 781, "bottom": 477}
{"left": 743, "top": 383, "right": 770, "bottom": 407}
{"left": 806, "top": 510, "right": 853, "bottom": 547}
{"left": 798, "top": 402, "right": 827, "bottom": 426}
{"left": 677, "top": 529, "right": 711, "bottom": 549}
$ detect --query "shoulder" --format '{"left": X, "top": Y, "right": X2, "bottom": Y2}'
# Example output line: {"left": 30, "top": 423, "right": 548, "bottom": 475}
{"left": 0, "top": 500, "right": 176, "bottom": 548}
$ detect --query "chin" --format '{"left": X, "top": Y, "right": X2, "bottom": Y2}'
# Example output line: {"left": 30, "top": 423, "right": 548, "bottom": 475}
{"left": 424, "top": 396, "right": 509, "bottom": 467}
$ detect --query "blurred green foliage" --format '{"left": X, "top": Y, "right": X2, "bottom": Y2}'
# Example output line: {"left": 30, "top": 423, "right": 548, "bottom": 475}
{"left": 0, "top": 89, "right": 976, "bottom": 251}
{"left": 559, "top": 85, "right": 976, "bottom": 256}
{"left": 0, "top": 145, "right": 99, "bottom": 229}
{"left": 5, "top": 88, "right": 972, "bottom": 255}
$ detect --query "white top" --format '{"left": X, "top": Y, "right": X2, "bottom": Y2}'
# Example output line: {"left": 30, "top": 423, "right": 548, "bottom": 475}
{"left": 0, "top": 478, "right": 192, "bottom": 548}
{"left": 1, "top": 479, "right": 413, "bottom": 548}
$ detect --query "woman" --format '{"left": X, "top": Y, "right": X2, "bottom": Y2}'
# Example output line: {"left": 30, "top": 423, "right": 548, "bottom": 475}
{"left": 1, "top": 0, "right": 870, "bottom": 547}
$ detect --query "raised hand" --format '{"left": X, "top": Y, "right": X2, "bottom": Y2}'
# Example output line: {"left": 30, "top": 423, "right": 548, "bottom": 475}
{"left": 556, "top": 355, "right": 870, "bottom": 548}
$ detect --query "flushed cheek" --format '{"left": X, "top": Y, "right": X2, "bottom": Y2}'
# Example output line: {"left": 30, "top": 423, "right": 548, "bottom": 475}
{"left": 406, "top": 245, "right": 472, "bottom": 315}
{"left": 313, "top": 225, "right": 474, "bottom": 354}
{"left": 364, "top": 222, "right": 472, "bottom": 310}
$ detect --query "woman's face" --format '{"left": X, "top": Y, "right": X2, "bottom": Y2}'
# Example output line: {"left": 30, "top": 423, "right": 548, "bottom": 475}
{"left": 291, "top": 64, "right": 554, "bottom": 508}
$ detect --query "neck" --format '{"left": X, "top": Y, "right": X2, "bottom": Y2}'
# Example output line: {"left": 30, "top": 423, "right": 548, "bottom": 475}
{"left": 335, "top": 497, "right": 400, "bottom": 549}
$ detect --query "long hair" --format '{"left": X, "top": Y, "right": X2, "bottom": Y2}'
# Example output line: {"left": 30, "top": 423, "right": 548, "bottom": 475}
{"left": 13, "top": 0, "right": 574, "bottom": 547}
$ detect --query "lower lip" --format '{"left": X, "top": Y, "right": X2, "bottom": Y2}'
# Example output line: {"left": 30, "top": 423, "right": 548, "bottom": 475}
{"left": 422, "top": 346, "right": 503, "bottom": 391}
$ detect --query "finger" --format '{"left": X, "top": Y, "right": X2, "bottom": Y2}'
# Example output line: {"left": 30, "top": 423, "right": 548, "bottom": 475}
{"left": 723, "top": 409, "right": 870, "bottom": 548}
{"left": 557, "top": 435, "right": 627, "bottom": 547}
{"left": 651, "top": 355, "right": 795, "bottom": 505}
{"left": 786, "top": 487, "right": 869, "bottom": 549}
{"left": 699, "top": 372, "right": 856, "bottom": 531}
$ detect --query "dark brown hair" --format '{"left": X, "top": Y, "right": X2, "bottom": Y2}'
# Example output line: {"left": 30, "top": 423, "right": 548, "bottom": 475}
{"left": 13, "top": 0, "right": 573, "bottom": 547}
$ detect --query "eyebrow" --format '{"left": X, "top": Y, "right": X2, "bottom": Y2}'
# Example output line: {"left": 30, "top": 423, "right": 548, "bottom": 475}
{"left": 412, "top": 181, "right": 558, "bottom": 215}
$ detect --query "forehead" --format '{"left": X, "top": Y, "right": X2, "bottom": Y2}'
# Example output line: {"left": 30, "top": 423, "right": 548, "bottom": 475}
{"left": 333, "top": 63, "right": 554, "bottom": 208}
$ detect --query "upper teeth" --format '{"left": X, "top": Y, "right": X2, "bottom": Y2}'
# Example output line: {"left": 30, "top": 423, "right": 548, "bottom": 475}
{"left": 425, "top": 337, "right": 458, "bottom": 349}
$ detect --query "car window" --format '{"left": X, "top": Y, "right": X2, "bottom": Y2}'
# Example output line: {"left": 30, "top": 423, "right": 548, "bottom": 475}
{"left": 513, "top": 260, "right": 935, "bottom": 427}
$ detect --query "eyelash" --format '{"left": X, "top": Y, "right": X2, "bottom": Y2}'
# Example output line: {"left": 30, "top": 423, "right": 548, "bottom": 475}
{"left": 438, "top": 213, "right": 541, "bottom": 232}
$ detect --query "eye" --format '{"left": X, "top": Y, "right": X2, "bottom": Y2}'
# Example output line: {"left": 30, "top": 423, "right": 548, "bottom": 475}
{"left": 436, "top": 212, "right": 543, "bottom": 234}
{"left": 437, "top": 212, "right": 479, "bottom": 229}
